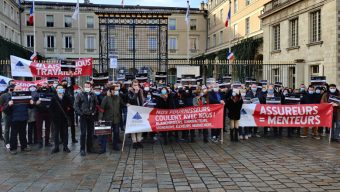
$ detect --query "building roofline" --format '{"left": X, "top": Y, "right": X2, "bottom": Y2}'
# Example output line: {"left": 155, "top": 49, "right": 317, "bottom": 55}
{"left": 22, "top": 1, "right": 204, "bottom": 12}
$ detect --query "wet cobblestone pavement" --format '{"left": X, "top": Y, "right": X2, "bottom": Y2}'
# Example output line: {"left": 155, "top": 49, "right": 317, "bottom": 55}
{"left": 1, "top": 133, "right": 340, "bottom": 192}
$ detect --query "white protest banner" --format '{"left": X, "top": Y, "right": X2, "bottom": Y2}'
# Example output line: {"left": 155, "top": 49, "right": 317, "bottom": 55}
{"left": 0, "top": 75, "right": 13, "bottom": 92}
{"left": 10, "top": 55, "right": 33, "bottom": 77}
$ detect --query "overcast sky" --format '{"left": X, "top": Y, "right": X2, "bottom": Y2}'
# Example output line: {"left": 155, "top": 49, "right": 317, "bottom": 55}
{"left": 34, "top": 0, "right": 205, "bottom": 8}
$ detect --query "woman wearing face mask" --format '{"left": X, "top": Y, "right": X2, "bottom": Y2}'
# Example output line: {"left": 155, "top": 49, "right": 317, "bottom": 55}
{"left": 321, "top": 84, "right": 340, "bottom": 142}
{"left": 50, "top": 85, "right": 72, "bottom": 154}
{"left": 208, "top": 84, "right": 225, "bottom": 142}
{"left": 226, "top": 90, "right": 243, "bottom": 142}
{"left": 238, "top": 90, "right": 249, "bottom": 140}
{"left": 193, "top": 89, "right": 209, "bottom": 143}
{"left": 27, "top": 85, "right": 38, "bottom": 145}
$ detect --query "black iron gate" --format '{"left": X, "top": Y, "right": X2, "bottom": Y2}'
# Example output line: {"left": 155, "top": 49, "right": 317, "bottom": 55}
{"left": 96, "top": 11, "right": 170, "bottom": 76}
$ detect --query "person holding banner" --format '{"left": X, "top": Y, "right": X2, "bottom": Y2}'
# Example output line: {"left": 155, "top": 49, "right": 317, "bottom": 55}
{"left": 27, "top": 85, "right": 38, "bottom": 145}
{"left": 98, "top": 85, "right": 125, "bottom": 152}
{"left": 128, "top": 80, "right": 145, "bottom": 149}
{"left": 3, "top": 85, "right": 33, "bottom": 154}
{"left": 193, "top": 89, "right": 208, "bottom": 143}
{"left": 246, "top": 83, "right": 261, "bottom": 138}
{"left": 321, "top": 84, "right": 340, "bottom": 142}
{"left": 75, "top": 82, "right": 98, "bottom": 156}
{"left": 34, "top": 82, "right": 54, "bottom": 148}
{"left": 301, "top": 85, "right": 320, "bottom": 139}
{"left": 50, "top": 85, "right": 72, "bottom": 154}
{"left": 208, "top": 83, "right": 225, "bottom": 142}
{"left": 226, "top": 90, "right": 243, "bottom": 142}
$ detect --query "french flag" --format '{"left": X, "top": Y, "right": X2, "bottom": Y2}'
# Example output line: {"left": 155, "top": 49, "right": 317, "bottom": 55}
{"left": 227, "top": 52, "right": 235, "bottom": 60}
{"left": 30, "top": 52, "right": 38, "bottom": 61}
{"left": 225, "top": 7, "right": 231, "bottom": 28}
{"left": 29, "top": 5, "right": 34, "bottom": 25}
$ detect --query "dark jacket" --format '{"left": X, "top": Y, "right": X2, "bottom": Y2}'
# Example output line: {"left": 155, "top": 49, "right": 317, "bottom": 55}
{"left": 49, "top": 94, "right": 72, "bottom": 122}
{"left": 128, "top": 89, "right": 144, "bottom": 106}
{"left": 74, "top": 91, "right": 98, "bottom": 116}
{"left": 321, "top": 91, "right": 340, "bottom": 121}
{"left": 156, "top": 96, "right": 171, "bottom": 109}
{"left": 3, "top": 94, "right": 33, "bottom": 122}
{"left": 208, "top": 91, "right": 222, "bottom": 104}
{"left": 301, "top": 93, "right": 317, "bottom": 104}
{"left": 33, "top": 88, "right": 55, "bottom": 113}
{"left": 226, "top": 97, "right": 243, "bottom": 120}
{"left": 99, "top": 95, "right": 125, "bottom": 124}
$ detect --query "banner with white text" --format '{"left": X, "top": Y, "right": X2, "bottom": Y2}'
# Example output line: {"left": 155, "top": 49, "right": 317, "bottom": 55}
{"left": 10, "top": 55, "right": 92, "bottom": 77}
{"left": 239, "top": 104, "right": 333, "bottom": 128}
{"left": 125, "top": 104, "right": 224, "bottom": 134}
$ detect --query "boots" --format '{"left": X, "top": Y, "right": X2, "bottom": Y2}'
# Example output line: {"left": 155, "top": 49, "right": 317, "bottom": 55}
{"left": 230, "top": 129, "right": 234, "bottom": 141}
{"left": 234, "top": 128, "right": 239, "bottom": 142}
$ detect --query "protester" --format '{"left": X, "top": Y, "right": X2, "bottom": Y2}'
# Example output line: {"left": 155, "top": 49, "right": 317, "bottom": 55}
{"left": 193, "top": 89, "right": 208, "bottom": 143}
{"left": 3, "top": 85, "right": 33, "bottom": 154}
{"left": 34, "top": 82, "right": 53, "bottom": 148}
{"left": 226, "top": 89, "right": 243, "bottom": 142}
{"left": 128, "top": 80, "right": 144, "bottom": 149}
{"left": 75, "top": 82, "right": 98, "bottom": 156}
{"left": 321, "top": 84, "right": 340, "bottom": 142}
{"left": 155, "top": 87, "right": 173, "bottom": 145}
{"left": 208, "top": 83, "right": 225, "bottom": 142}
{"left": 0, "top": 84, "right": 15, "bottom": 149}
{"left": 246, "top": 83, "right": 261, "bottom": 138}
{"left": 99, "top": 85, "right": 125, "bottom": 152}
{"left": 50, "top": 84, "right": 72, "bottom": 153}
{"left": 301, "top": 85, "right": 320, "bottom": 139}
{"left": 27, "top": 85, "right": 37, "bottom": 145}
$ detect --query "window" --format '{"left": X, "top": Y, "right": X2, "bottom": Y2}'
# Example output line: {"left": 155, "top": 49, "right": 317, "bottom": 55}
{"left": 86, "top": 36, "right": 95, "bottom": 51}
{"left": 190, "top": 38, "right": 198, "bottom": 52}
{"left": 64, "top": 36, "right": 72, "bottom": 49}
{"left": 273, "top": 68, "right": 279, "bottom": 83}
{"left": 234, "top": 0, "right": 238, "bottom": 14}
{"left": 169, "top": 37, "right": 177, "bottom": 51}
{"left": 246, "top": 0, "right": 251, "bottom": 6}
{"left": 109, "top": 36, "right": 116, "bottom": 50}
{"left": 26, "top": 14, "right": 33, "bottom": 26}
{"left": 207, "top": 37, "right": 210, "bottom": 48}
{"left": 3, "top": 2, "right": 7, "bottom": 14}
{"left": 46, "top": 35, "right": 55, "bottom": 48}
{"left": 245, "top": 17, "right": 250, "bottom": 35}
{"left": 10, "top": 6, "right": 13, "bottom": 20}
{"left": 233, "top": 24, "right": 238, "bottom": 38}
{"left": 310, "top": 10, "right": 321, "bottom": 42}
{"left": 220, "top": 9, "right": 223, "bottom": 20}
{"left": 208, "top": 18, "right": 211, "bottom": 29}
{"left": 148, "top": 37, "right": 157, "bottom": 51}
{"left": 169, "top": 19, "right": 176, "bottom": 30}
{"left": 311, "top": 65, "right": 319, "bottom": 75}
{"left": 27, "top": 35, "right": 34, "bottom": 48}
{"left": 289, "top": 18, "right": 298, "bottom": 47}
{"left": 87, "top": 16, "right": 94, "bottom": 28}
{"left": 273, "top": 25, "right": 280, "bottom": 51}
{"left": 213, "top": 34, "right": 216, "bottom": 47}
{"left": 219, "top": 30, "right": 223, "bottom": 44}
{"left": 64, "top": 16, "right": 72, "bottom": 28}
{"left": 213, "top": 14, "right": 216, "bottom": 26}
{"left": 46, "top": 15, "right": 54, "bottom": 27}
{"left": 190, "top": 19, "right": 197, "bottom": 30}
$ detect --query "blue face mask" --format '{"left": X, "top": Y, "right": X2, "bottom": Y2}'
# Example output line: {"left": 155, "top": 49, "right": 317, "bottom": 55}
{"left": 147, "top": 95, "right": 151, "bottom": 99}
{"left": 268, "top": 89, "right": 274, "bottom": 94}
{"left": 57, "top": 89, "right": 64, "bottom": 94}
{"left": 161, "top": 90, "right": 167, "bottom": 95}
{"left": 95, "top": 91, "right": 101, "bottom": 96}
{"left": 251, "top": 88, "right": 257, "bottom": 92}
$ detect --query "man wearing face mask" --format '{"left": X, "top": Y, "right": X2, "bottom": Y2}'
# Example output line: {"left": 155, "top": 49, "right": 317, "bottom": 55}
{"left": 50, "top": 84, "right": 72, "bottom": 154}
{"left": 208, "top": 84, "right": 225, "bottom": 142}
{"left": 128, "top": 80, "right": 145, "bottom": 149}
{"left": 75, "top": 82, "right": 98, "bottom": 156}
{"left": 0, "top": 84, "right": 15, "bottom": 149}
{"left": 27, "top": 85, "right": 38, "bottom": 145}
{"left": 299, "top": 84, "right": 307, "bottom": 97}
{"left": 265, "top": 85, "right": 282, "bottom": 136}
{"left": 301, "top": 85, "right": 319, "bottom": 139}
{"left": 34, "top": 82, "right": 54, "bottom": 148}
{"left": 246, "top": 84, "right": 261, "bottom": 138}
{"left": 321, "top": 84, "right": 340, "bottom": 142}
{"left": 61, "top": 78, "right": 77, "bottom": 144}
{"left": 99, "top": 86, "right": 125, "bottom": 152}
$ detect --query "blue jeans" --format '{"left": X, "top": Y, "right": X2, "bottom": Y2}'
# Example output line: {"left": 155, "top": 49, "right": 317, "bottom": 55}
{"left": 98, "top": 135, "right": 108, "bottom": 153}
{"left": 332, "top": 121, "right": 340, "bottom": 140}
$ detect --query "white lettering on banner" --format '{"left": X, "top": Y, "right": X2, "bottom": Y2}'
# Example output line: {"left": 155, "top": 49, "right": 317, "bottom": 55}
{"left": 75, "top": 59, "right": 91, "bottom": 67}
{"left": 267, "top": 116, "right": 321, "bottom": 125}
{"left": 260, "top": 106, "right": 318, "bottom": 116}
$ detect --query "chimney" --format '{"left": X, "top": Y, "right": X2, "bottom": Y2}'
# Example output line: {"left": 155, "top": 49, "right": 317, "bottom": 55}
{"left": 200, "top": 1, "right": 206, "bottom": 10}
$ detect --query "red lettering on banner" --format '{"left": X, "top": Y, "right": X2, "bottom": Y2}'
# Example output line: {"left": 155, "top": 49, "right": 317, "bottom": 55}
{"left": 254, "top": 104, "right": 333, "bottom": 128}
{"left": 148, "top": 104, "right": 224, "bottom": 132}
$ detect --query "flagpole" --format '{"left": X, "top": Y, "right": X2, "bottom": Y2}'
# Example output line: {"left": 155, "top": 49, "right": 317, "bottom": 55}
{"left": 186, "top": 1, "right": 190, "bottom": 64}
{"left": 77, "top": 0, "right": 80, "bottom": 59}
{"left": 33, "top": 0, "right": 36, "bottom": 56}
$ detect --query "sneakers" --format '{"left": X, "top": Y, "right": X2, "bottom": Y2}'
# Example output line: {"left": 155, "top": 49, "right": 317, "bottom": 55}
{"left": 10, "top": 150, "right": 17, "bottom": 155}
{"left": 80, "top": 150, "right": 86, "bottom": 156}
{"left": 239, "top": 135, "right": 243, "bottom": 140}
{"left": 5, "top": 144, "right": 10, "bottom": 150}
{"left": 255, "top": 134, "right": 261, "bottom": 138}
{"left": 211, "top": 136, "right": 218, "bottom": 143}
{"left": 245, "top": 135, "right": 249, "bottom": 140}
{"left": 300, "top": 135, "right": 307, "bottom": 138}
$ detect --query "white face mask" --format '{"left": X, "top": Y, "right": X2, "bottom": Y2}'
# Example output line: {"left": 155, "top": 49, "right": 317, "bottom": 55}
{"left": 144, "top": 87, "right": 150, "bottom": 92}
{"left": 330, "top": 88, "right": 336, "bottom": 93}
{"left": 114, "top": 91, "right": 119, "bottom": 96}
{"left": 213, "top": 88, "right": 219, "bottom": 92}
{"left": 232, "top": 92, "right": 237, "bottom": 97}
{"left": 84, "top": 88, "right": 91, "bottom": 93}
{"left": 241, "top": 93, "right": 246, "bottom": 97}
{"left": 315, "top": 90, "right": 321, "bottom": 94}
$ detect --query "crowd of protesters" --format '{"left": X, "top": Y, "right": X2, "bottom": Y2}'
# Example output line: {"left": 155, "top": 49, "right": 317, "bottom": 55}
{"left": 0, "top": 78, "right": 339, "bottom": 155}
